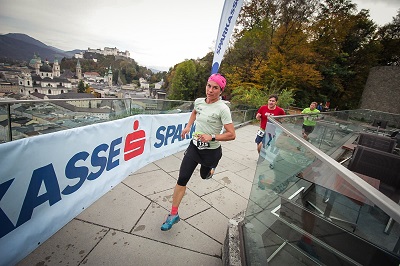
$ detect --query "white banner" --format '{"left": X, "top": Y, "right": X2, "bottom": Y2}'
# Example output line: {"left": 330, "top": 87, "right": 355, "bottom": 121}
{"left": 0, "top": 113, "right": 192, "bottom": 266}
{"left": 211, "top": 0, "right": 244, "bottom": 74}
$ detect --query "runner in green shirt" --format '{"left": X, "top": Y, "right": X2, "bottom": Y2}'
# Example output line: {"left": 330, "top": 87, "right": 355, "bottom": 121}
{"left": 301, "top": 102, "right": 320, "bottom": 141}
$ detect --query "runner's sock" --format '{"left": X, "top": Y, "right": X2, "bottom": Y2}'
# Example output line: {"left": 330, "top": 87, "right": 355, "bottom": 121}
{"left": 171, "top": 206, "right": 178, "bottom": 215}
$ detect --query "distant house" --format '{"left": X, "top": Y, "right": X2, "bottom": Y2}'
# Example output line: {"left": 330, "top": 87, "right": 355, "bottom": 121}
{"left": 0, "top": 81, "right": 19, "bottom": 93}
{"left": 154, "top": 79, "right": 164, "bottom": 90}
{"left": 74, "top": 52, "right": 84, "bottom": 59}
{"left": 139, "top": 77, "right": 149, "bottom": 89}
{"left": 45, "top": 92, "right": 110, "bottom": 119}
{"left": 83, "top": 72, "right": 101, "bottom": 82}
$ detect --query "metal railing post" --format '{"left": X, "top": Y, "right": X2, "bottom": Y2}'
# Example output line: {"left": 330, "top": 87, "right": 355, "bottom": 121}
{"left": 7, "top": 103, "right": 12, "bottom": 142}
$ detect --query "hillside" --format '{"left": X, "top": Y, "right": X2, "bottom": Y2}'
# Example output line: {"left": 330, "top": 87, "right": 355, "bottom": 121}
{"left": 0, "top": 33, "right": 79, "bottom": 61}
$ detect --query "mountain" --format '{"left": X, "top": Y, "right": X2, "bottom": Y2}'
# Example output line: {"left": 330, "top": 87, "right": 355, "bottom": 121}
{"left": 0, "top": 33, "right": 81, "bottom": 61}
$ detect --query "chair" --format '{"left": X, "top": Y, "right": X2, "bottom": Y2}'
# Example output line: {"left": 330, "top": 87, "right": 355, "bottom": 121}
{"left": 348, "top": 145, "right": 400, "bottom": 187}
{"left": 364, "top": 119, "right": 389, "bottom": 134}
{"left": 388, "top": 131, "right": 400, "bottom": 155}
{"left": 347, "top": 145, "right": 400, "bottom": 234}
{"left": 372, "top": 119, "right": 388, "bottom": 130}
{"left": 357, "top": 132, "right": 397, "bottom": 153}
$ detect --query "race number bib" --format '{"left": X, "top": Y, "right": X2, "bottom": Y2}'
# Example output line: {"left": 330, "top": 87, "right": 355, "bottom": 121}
{"left": 192, "top": 132, "right": 210, "bottom": 150}
{"left": 192, "top": 139, "right": 210, "bottom": 149}
{"left": 257, "top": 129, "right": 265, "bottom": 137}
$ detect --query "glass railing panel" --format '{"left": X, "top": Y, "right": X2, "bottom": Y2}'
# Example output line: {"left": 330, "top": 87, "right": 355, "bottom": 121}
{"left": 243, "top": 118, "right": 400, "bottom": 266}
{"left": 0, "top": 104, "right": 9, "bottom": 143}
{"left": 278, "top": 111, "right": 361, "bottom": 157}
{"left": 345, "top": 109, "right": 400, "bottom": 133}
{"left": 0, "top": 98, "right": 257, "bottom": 143}
{"left": 231, "top": 109, "right": 257, "bottom": 126}
{"left": 278, "top": 109, "right": 400, "bottom": 159}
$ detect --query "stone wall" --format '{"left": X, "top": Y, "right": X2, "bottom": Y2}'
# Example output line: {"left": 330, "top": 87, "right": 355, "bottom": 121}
{"left": 360, "top": 66, "right": 400, "bottom": 114}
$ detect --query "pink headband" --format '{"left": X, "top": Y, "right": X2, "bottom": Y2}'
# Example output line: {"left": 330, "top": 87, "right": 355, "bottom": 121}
{"left": 208, "top": 73, "right": 226, "bottom": 91}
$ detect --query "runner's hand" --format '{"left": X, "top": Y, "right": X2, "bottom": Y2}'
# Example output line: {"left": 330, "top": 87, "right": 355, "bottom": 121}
{"left": 199, "top": 134, "right": 211, "bottom": 143}
{"left": 181, "top": 127, "right": 191, "bottom": 139}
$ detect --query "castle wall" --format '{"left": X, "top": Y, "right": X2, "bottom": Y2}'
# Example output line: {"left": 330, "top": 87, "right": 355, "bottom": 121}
{"left": 360, "top": 66, "right": 400, "bottom": 114}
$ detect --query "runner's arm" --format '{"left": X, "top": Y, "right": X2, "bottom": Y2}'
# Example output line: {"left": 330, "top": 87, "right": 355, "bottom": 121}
{"left": 181, "top": 109, "right": 197, "bottom": 138}
{"left": 218, "top": 123, "right": 236, "bottom": 141}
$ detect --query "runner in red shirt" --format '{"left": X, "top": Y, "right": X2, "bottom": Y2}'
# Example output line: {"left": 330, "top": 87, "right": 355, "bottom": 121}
{"left": 255, "top": 94, "right": 285, "bottom": 153}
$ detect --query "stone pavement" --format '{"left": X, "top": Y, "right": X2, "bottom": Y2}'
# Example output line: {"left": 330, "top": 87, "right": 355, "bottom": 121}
{"left": 17, "top": 124, "right": 259, "bottom": 266}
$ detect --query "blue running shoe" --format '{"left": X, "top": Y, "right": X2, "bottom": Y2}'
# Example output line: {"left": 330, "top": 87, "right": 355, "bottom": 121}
{"left": 161, "top": 214, "right": 180, "bottom": 231}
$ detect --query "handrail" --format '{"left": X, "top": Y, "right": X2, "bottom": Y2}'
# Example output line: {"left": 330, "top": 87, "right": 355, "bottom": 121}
{"left": 0, "top": 98, "right": 258, "bottom": 143}
{"left": 0, "top": 98, "right": 194, "bottom": 105}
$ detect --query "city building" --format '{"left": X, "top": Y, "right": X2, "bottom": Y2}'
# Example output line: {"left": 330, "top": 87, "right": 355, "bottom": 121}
{"left": 18, "top": 54, "right": 72, "bottom": 96}
{"left": 87, "top": 47, "right": 130, "bottom": 58}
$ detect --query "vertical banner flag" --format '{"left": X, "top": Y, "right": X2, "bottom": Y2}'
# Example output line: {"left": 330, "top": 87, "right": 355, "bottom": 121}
{"left": 211, "top": 0, "right": 244, "bottom": 74}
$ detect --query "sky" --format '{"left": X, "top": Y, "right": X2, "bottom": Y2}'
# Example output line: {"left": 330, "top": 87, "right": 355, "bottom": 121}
{"left": 0, "top": 0, "right": 399, "bottom": 71}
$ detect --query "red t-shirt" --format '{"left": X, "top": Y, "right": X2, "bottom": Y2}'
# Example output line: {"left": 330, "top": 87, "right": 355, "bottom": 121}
{"left": 257, "top": 105, "right": 285, "bottom": 130}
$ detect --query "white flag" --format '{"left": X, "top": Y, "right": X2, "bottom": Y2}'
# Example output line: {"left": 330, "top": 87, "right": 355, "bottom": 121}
{"left": 211, "top": 0, "right": 244, "bottom": 74}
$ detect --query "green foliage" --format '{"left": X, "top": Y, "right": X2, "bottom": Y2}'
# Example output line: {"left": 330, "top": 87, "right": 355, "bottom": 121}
{"left": 77, "top": 80, "right": 85, "bottom": 93}
{"left": 166, "top": 59, "right": 211, "bottom": 101}
{"left": 230, "top": 84, "right": 295, "bottom": 111}
{"left": 167, "top": 60, "right": 197, "bottom": 100}
{"left": 376, "top": 10, "right": 400, "bottom": 66}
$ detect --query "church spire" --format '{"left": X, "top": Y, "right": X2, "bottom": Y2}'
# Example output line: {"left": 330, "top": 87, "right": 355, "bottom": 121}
{"left": 76, "top": 59, "right": 82, "bottom": 80}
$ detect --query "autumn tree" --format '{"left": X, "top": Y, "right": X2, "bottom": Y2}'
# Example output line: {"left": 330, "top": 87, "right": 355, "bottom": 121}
{"left": 223, "top": 0, "right": 318, "bottom": 107}
{"left": 310, "top": 0, "right": 378, "bottom": 108}
{"left": 376, "top": 9, "right": 400, "bottom": 66}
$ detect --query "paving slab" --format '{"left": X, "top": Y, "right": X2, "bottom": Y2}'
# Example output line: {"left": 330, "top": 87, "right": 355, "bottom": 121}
{"left": 147, "top": 187, "right": 211, "bottom": 219}
{"left": 17, "top": 220, "right": 108, "bottom": 266}
{"left": 186, "top": 208, "right": 229, "bottom": 244}
{"left": 186, "top": 169, "right": 225, "bottom": 197}
{"left": 133, "top": 162, "right": 160, "bottom": 174}
{"left": 124, "top": 169, "right": 177, "bottom": 196}
{"left": 153, "top": 154, "right": 182, "bottom": 173}
{"left": 132, "top": 203, "right": 222, "bottom": 256}
{"left": 217, "top": 156, "right": 249, "bottom": 173}
{"left": 235, "top": 166, "right": 257, "bottom": 182}
{"left": 83, "top": 229, "right": 222, "bottom": 266}
{"left": 202, "top": 187, "right": 249, "bottom": 218}
{"left": 77, "top": 183, "right": 151, "bottom": 232}
{"left": 213, "top": 171, "right": 253, "bottom": 199}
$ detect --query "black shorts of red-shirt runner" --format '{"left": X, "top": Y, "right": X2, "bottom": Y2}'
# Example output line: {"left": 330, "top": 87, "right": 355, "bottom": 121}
{"left": 177, "top": 141, "right": 222, "bottom": 186}
{"left": 302, "top": 124, "right": 315, "bottom": 134}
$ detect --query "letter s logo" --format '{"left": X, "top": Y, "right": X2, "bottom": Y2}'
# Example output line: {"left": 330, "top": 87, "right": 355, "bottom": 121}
{"left": 124, "top": 120, "right": 146, "bottom": 161}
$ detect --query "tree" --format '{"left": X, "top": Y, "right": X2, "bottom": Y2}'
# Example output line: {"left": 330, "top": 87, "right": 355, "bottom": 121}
{"left": 230, "top": 84, "right": 295, "bottom": 110}
{"left": 310, "top": 0, "right": 378, "bottom": 108}
{"left": 167, "top": 60, "right": 199, "bottom": 100}
{"left": 77, "top": 80, "right": 85, "bottom": 93}
{"left": 376, "top": 9, "right": 400, "bottom": 66}
{"left": 223, "top": 0, "right": 320, "bottom": 107}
